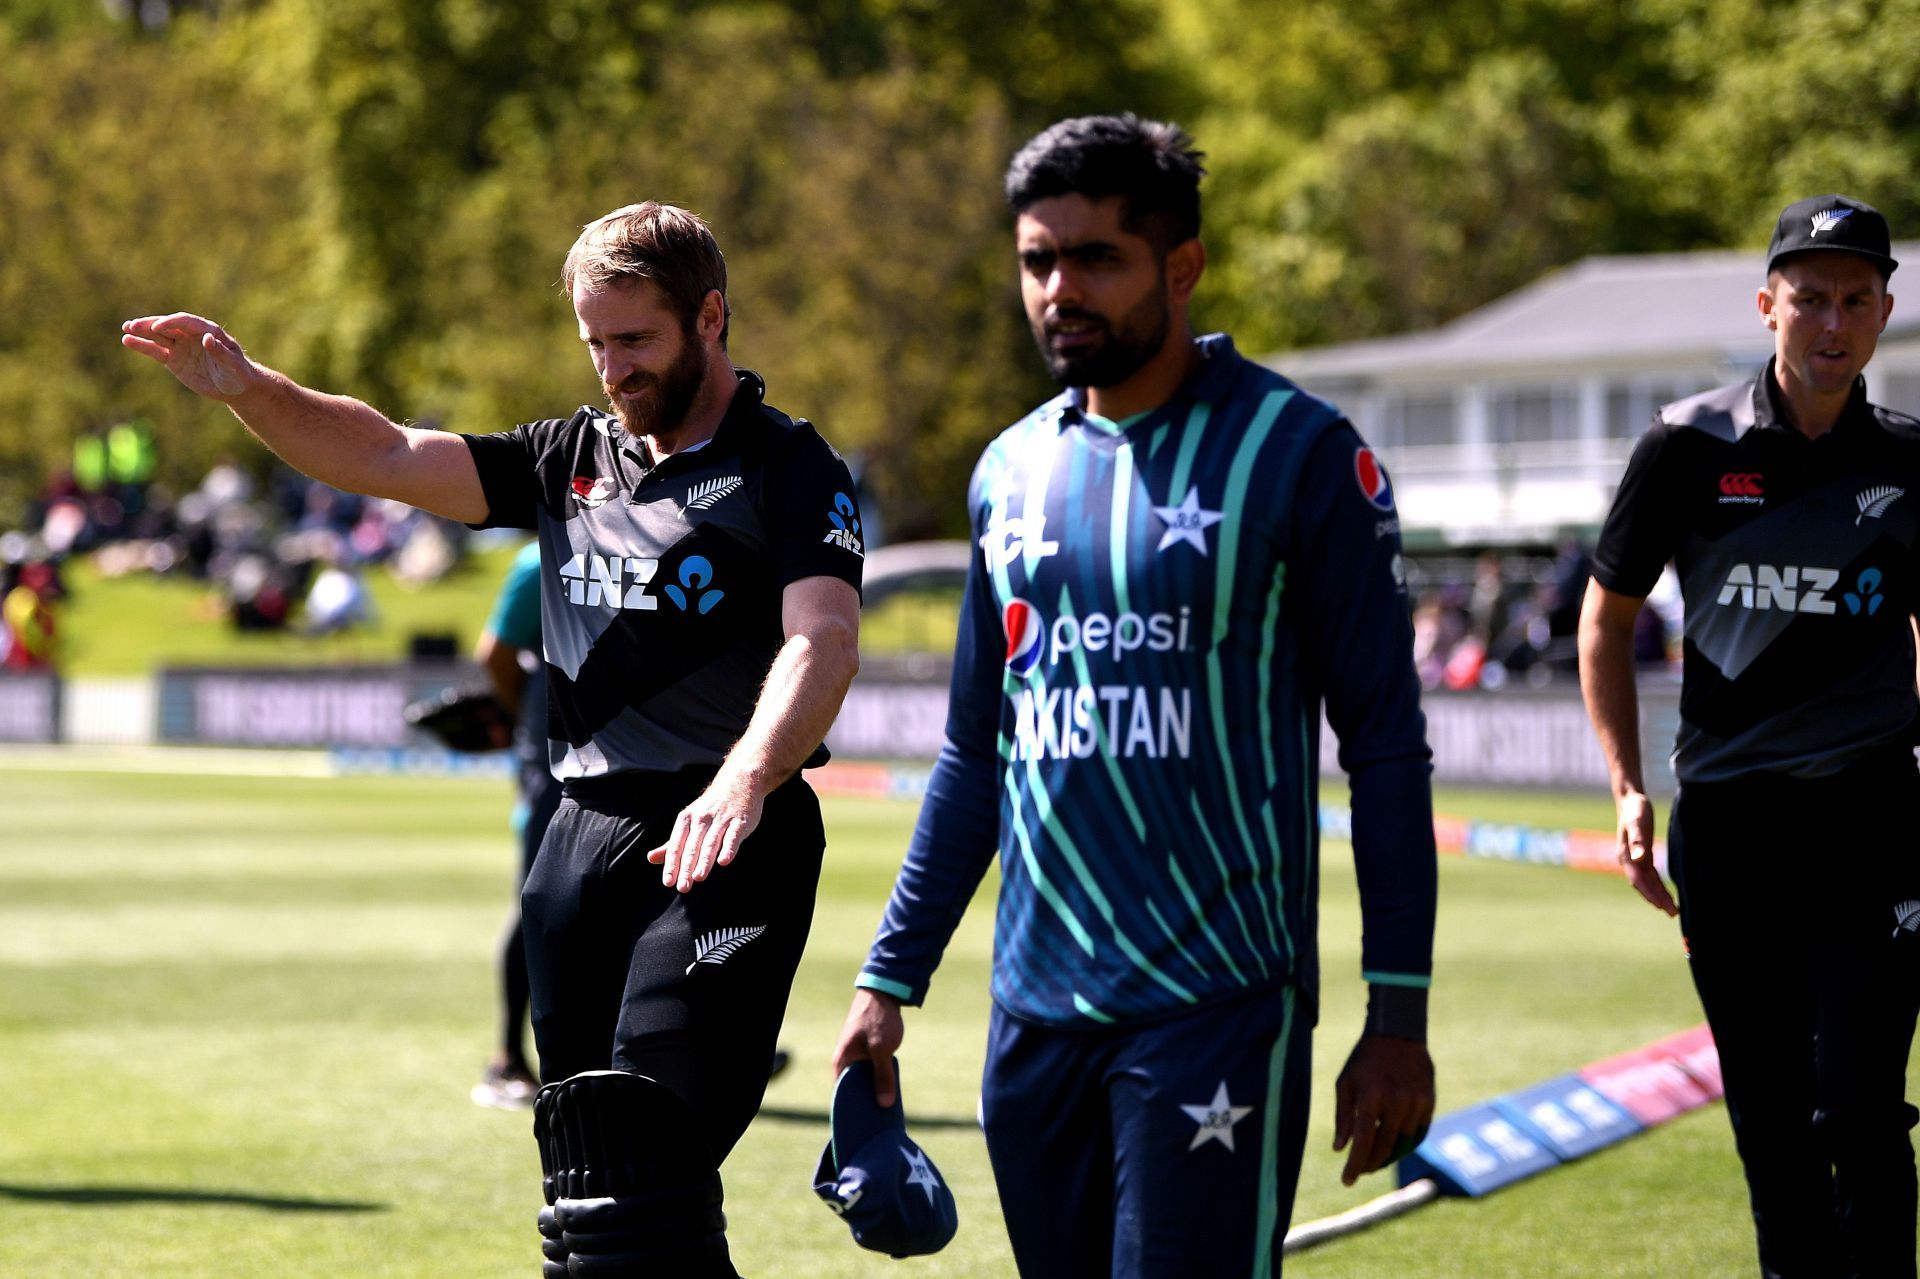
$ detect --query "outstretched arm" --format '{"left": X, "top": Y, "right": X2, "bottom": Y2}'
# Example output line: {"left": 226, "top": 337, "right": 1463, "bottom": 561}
{"left": 1577, "top": 578, "right": 1675, "bottom": 915}
{"left": 121, "top": 312, "right": 488, "bottom": 523}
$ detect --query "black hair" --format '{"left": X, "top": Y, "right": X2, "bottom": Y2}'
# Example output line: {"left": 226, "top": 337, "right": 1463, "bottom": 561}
{"left": 1003, "top": 113, "right": 1206, "bottom": 251}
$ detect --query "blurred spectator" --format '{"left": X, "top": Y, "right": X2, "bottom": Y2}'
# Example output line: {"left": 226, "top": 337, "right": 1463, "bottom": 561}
{"left": 303, "top": 558, "right": 375, "bottom": 634}
{"left": 1, "top": 441, "right": 477, "bottom": 649}
{"left": 0, "top": 538, "right": 68, "bottom": 673}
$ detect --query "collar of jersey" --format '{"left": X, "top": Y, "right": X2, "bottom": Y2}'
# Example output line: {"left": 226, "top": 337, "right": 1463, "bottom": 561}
{"left": 1750, "top": 356, "right": 1873, "bottom": 443}
{"left": 1060, "top": 332, "right": 1240, "bottom": 434}
{"left": 617, "top": 368, "right": 768, "bottom": 474}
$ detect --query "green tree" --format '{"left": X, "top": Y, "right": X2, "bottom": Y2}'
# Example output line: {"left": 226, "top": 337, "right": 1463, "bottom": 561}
{"left": 1204, "top": 54, "right": 1624, "bottom": 350}
{"left": 0, "top": 18, "right": 304, "bottom": 524}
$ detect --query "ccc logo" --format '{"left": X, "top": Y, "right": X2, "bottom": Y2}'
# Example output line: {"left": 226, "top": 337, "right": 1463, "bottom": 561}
{"left": 664, "top": 556, "right": 725, "bottom": 615}
{"left": 1718, "top": 473, "right": 1764, "bottom": 498}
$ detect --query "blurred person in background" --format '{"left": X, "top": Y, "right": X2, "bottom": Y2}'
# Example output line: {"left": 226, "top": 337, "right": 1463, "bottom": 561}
{"left": 470, "top": 539, "right": 559, "bottom": 1109}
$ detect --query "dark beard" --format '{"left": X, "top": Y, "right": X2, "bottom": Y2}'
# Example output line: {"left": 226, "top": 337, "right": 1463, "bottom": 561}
{"left": 1032, "top": 274, "right": 1170, "bottom": 389}
{"left": 606, "top": 332, "right": 707, "bottom": 440}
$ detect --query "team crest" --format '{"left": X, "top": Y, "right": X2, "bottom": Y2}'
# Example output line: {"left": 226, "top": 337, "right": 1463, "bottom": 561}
{"left": 1856, "top": 485, "right": 1905, "bottom": 525}
{"left": 1354, "top": 448, "right": 1395, "bottom": 512}
{"left": 1811, "top": 207, "right": 1854, "bottom": 237}
{"left": 1150, "top": 487, "right": 1227, "bottom": 555}
{"left": 571, "top": 475, "right": 617, "bottom": 509}
{"left": 1179, "top": 1082, "right": 1255, "bottom": 1152}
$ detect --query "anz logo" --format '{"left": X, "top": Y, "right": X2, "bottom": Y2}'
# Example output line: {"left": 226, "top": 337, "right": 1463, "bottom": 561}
{"left": 1715, "top": 564, "right": 1846, "bottom": 614}
{"left": 664, "top": 556, "right": 725, "bottom": 614}
{"left": 559, "top": 552, "right": 658, "bottom": 610}
{"left": 823, "top": 492, "right": 864, "bottom": 555}
{"left": 558, "top": 552, "right": 726, "bottom": 615}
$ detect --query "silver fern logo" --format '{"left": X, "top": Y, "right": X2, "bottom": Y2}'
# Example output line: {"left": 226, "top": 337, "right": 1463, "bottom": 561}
{"left": 1894, "top": 900, "right": 1920, "bottom": 938}
{"left": 1856, "top": 486, "right": 1905, "bottom": 525}
{"left": 686, "top": 475, "right": 743, "bottom": 512}
{"left": 1811, "top": 208, "right": 1854, "bottom": 237}
{"left": 686, "top": 924, "right": 767, "bottom": 973}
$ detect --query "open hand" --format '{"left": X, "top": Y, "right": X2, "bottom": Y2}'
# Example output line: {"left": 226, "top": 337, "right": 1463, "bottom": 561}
{"left": 646, "top": 769, "right": 767, "bottom": 893}
{"left": 121, "top": 313, "right": 256, "bottom": 400}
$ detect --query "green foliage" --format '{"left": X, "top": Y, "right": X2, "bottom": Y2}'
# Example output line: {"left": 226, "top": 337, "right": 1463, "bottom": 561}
{"left": 0, "top": 18, "right": 305, "bottom": 525}
{"left": 1207, "top": 54, "right": 1624, "bottom": 349}
{"left": 4, "top": 0, "right": 1920, "bottom": 533}
{"left": 1651, "top": 0, "right": 1920, "bottom": 250}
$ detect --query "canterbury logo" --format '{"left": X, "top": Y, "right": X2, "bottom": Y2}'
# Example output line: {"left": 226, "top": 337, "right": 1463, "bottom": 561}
{"left": 1811, "top": 208, "right": 1854, "bottom": 236}
{"left": 1718, "top": 473, "right": 1764, "bottom": 498}
{"left": 1894, "top": 900, "right": 1920, "bottom": 938}
{"left": 1856, "top": 486, "right": 1905, "bottom": 524}
{"left": 686, "top": 925, "right": 766, "bottom": 974}
{"left": 686, "top": 475, "right": 743, "bottom": 511}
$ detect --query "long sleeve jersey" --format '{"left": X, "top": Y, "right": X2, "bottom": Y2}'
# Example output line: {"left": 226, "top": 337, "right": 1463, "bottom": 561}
{"left": 857, "top": 334, "right": 1436, "bottom": 1027}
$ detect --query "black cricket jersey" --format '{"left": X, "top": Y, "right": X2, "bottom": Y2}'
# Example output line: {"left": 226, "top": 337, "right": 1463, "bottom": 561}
{"left": 462, "top": 370, "right": 865, "bottom": 781}
{"left": 1593, "top": 359, "right": 1920, "bottom": 782}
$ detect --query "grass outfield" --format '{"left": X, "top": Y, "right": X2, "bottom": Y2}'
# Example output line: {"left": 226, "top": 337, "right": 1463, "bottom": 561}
{"left": 0, "top": 758, "right": 1904, "bottom": 1276}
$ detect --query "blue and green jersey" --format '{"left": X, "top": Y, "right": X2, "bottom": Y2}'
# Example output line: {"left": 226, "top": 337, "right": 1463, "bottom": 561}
{"left": 857, "top": 334, "right": 1436, "bottom": 1027}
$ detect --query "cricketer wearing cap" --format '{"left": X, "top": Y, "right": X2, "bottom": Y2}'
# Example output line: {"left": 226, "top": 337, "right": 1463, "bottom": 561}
{"left": 832, "top": 114, "right": 1438, "bottom": 1277}
{"left": 1582, "top": 195, "right": 1920, "bottom": 1277}
{"left": 123, "top": 202, "right": 863, "bottom": 1279}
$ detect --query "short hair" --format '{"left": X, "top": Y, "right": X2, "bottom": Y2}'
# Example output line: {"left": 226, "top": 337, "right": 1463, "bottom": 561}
{"left": 562, "top": 202, "right": 730, "bottom": 343}
{"left": 1004, "top": 113, "right": 1206, "bottom": 250}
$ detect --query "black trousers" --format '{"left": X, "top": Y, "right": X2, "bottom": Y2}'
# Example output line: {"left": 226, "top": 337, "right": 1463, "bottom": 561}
{"left": 521, "top": 769, "right": 824, "bottom": 1165}
{"left": 1671, "top": 752, "right": 1920, "bottom": 1279}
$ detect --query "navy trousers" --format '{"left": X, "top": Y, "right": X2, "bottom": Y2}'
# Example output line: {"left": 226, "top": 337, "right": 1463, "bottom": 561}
{"left": 980, "top": 985, "right": 1314, "bottom": 1278}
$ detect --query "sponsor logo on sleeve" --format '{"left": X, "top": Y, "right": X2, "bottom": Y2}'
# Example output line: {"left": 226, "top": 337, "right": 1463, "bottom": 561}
{"left": 823, "top": 492, "right": 865, "bottom": 556}
{"left": 1354, "top": 448, "right": 1395, "bottom": 512}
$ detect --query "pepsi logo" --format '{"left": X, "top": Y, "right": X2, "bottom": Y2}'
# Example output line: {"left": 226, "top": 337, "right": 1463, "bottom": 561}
{"left": 1003, "top": 598, "right": 1043, "bottom": 674}
{"left": 1354, "top": 448, "right": 1394, "bottom": 512}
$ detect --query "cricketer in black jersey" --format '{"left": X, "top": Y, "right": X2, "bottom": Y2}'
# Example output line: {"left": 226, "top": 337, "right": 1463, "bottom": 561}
{"left": 1581, "top": 194, "right": 1920, "bottom": 1279}
{"left": 123, "top": 201, "right": 862, "bottom": 1279}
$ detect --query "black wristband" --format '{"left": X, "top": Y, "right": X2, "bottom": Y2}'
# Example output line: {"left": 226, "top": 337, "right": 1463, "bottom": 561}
{"left": 1364, "top": 983, "right": 1428, "bottom": 1041}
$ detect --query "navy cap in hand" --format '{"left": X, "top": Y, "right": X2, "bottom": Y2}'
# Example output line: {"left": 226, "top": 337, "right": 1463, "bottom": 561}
{"left": 1767, "top": 194, "right": 1898, "bottom": 278}
{"left": 812, "top": 1059, "right": 958, "bottom": 1258}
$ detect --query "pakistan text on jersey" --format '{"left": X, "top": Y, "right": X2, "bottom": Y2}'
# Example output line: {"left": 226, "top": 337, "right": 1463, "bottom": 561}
{"left": 1009, "top": 683, "right": 1193, "bottom": 761}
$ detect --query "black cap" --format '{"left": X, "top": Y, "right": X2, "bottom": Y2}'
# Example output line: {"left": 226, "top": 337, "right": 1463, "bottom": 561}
{"left": 811, "top": 1059, "right": 958, "bottom": 1258}
{"left": 1767, "top": 194, "right": 1898, "bottom": 278}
